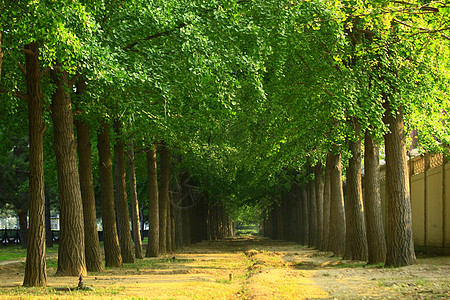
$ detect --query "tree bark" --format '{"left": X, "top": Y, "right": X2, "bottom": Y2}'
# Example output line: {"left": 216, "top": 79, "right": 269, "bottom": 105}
{"left": 97, "top": 121, "right": 123, "bottom": 267}
{"left": 328, "top": 151, "right": 346, "bottom": 257}
{"left": 314, "top": 163, "right": 324, "bottom": 250}
{"left": 0, "top": 32, "right": 3, "bottom": 84}
{"left": 364, "top": 131, "right": 387, "bottom": 264}
{"left": 344, "top": 120, "right": 368, "bottom": 261}
{"left": 166, "top": 199, "right": 173, "bottom": 252}
{"left": 308, "top": 177, "right": 317, "bottom": 248}
{"left": 321, "top": 153, "right": 332, "bottom": 251}
{"left": 18, "top": 208, "right": 28, "bottom": 249}
{"left": 301, "top": 184, "right": 309, "bottom": 245}
{"left": 50, "top": 67, "right": 86, "bottom": 277}
{"left": 173, "top": 174, "right": 183, "bottom": 249}
{"left": 128, "top": 141, "right": 143, "bottom": 259}
{"left": 45, "top": 194, "right": 52, "bottom": 248}
{"left": 383, "top": 101, "right": 416, "bottom": 267}
{"left": 158, "top": 142, "right": 170, "bottom": 254}
{"left": 75, "top": 118, "right": 104, "bottom": 272}
{"left": 22, "top": 42, "right": 47, "bottom": 287}
{"left": 113, "top": 120, "right": 135, "bottom": 263}
{"left": 146, "top": 146, "right": 159, "bottom": 257}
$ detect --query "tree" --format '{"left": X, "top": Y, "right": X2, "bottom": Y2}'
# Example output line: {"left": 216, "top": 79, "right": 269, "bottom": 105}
{"left": 146, "top": 145, "right": 159, "bottom": 257}
{"left": 50, "top": 67, "right": 87, "bottom": 276}
{"left": 328, "top": 151, "right": 346, "bottom": 257}
{"left": 113, "top": 120, "right": 135, "bottom": 263}
{"left": 364, "top": 131, "right": 386, "bottom": 264}
{"left": 383, "top": 101, "right": 416, "bottom": 266}
{"left": 314, "top": 163, "right": 324, "bottom": 250}
{"left": 74, "top": 108, "right": 104, "bottom": 272}
{"left": 343, "top": 120, "right": 368, "bottom": 261}
{"left": 21, "top": 42, "right": 47, "bottom": 286}
{"left": 98, "top": 121, "right": 123, "bottom": 268}
{"left": 158, "top": 142, "right": 170, "bottom": 254}
{"left": 127, "top": 140, "right": 144, "bottom": 259}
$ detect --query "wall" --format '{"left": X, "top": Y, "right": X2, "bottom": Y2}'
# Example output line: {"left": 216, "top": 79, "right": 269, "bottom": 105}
{"left": 379, "top": 153, "right": 449, "bottom": 248}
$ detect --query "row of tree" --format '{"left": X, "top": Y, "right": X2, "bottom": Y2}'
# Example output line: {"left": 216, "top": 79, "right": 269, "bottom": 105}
{"left": 1, "top": 0, "right": 449, "bottom": 287}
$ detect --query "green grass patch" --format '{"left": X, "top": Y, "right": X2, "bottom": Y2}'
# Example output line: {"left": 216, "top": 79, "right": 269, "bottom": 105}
{"left": 0, "top": 284, "right": 125, "bottom": 298}
{"left": 0, "top": 245, "right": 58, "bottom": 261}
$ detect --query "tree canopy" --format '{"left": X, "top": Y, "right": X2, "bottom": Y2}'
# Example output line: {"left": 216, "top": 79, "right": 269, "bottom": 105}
{"left": 1, "top": 0, "right": 450, "bottom": 279}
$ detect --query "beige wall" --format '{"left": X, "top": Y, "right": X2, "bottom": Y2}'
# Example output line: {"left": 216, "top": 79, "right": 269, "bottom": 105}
{"left": 446, "top": 163, "right": 450, "bottom": 248}
{"left": 379, "top": 155, "right": 449, "bottom": 248}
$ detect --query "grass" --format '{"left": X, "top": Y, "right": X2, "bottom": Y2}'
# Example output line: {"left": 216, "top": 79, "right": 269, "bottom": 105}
{"left": 0, "top": 285, "right": 125, "bottom": 298}
{"left": 0, "top": 244, "right": 58, "bottom": 261}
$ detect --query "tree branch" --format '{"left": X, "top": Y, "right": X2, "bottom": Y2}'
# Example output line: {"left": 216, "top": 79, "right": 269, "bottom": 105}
{"left": 69, "top": 73, "right": 81, "bottom": 87}
{"left": 40, "top": 67, "right": 50, "bottom": 78}
{"left": 17, "top": 62, "right": 26, "bottom": 77}
{"left": 20, "top": 48, "right": 36, "bottom": 56}
{"left": 16, "top": 91, "right": 29, "bottom": 102}
{"left": 123, "top": 23, "right": 186, "bottom": 51}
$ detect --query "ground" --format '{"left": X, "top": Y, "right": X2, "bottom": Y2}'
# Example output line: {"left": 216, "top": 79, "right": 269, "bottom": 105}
{"left": 0, "top": 236, "right": 449, "bottom": 299}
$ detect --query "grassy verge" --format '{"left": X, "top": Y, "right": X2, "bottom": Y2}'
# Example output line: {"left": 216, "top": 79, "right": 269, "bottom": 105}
{"left": 0, "top": 245, "right": 58, "bottom": 261}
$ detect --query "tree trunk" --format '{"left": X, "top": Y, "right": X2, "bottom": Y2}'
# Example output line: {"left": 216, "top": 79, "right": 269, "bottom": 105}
{"left": 364, "top": 131, "right": 387, "bottom": 264}
{"left": 146, "top": 146, "right": 159, "bottom": 257}
{"left": 128, "top": 141, "right": 143, "bottom": 259}
{"left": 383, "top": 102, "right": 416, "bottom": 267}
{"left": 321, "top": 153, "right": 332, "bottom": 251}
{"left": 173, "top": 175, "right": 183, "bottom": 249}
{"left": 75, "top": 118, "right": 104, "bottom": 272}
{"left": 45, "top": 195, "right": 52, "bottom": 248}
{"left": 328, "top": 151, "right": 346, "bottom": 257}
{"left": 169, "top": 204, "right": 177, "bottom": 252}
{"left": 50, "top": 67, "right": 86, "bottom": 277}
{"left": 113, "top": 120, "right": 135, "bottom": 263}
{"left": 301, "top": 184, "right": 309, "bottom": 245}
{"left": 181, "top": 173, "right": 193, "bottom": 245}
{"left": 344, "top": 120, "right": 368, "bottom": 261}
{"left": 166, "top": 200, "right": 173, "bottom": 252}
{"left": 158, "top": 142, "right": 170, "bottom": 254}
{"left": 97, "top": 121, "right": 123, "bottom": 268}
{"left": 18, "top": 208, "right": 28, "bottom": 249}
{"left": 22, "top": 42, "right": 47, "bottom": 287}
{"left": 182, "top": 206, "right": 192, "bottom": 246}
{"left": 308, "top": 178, "right": 317, "bottom": 248}
{"left": 314, "top": 163, "right": 324, "bottom": 250}
{"left": 0, "top": 32, "right": 3, "bottom": 84}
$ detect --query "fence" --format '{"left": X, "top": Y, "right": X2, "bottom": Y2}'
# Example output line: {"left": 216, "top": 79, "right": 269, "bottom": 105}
{"left": 379, "top": 153, "right": 450, "bottom": 248}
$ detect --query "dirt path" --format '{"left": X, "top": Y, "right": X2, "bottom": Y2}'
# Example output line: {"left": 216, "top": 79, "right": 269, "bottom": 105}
{"left": 0, "top": 236, "right": 449, "bottom": 299}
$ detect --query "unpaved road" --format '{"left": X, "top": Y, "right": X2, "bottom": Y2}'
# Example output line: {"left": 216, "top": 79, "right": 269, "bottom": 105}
{"left": 0, "top": 236, "right": 449, "bottom": 299}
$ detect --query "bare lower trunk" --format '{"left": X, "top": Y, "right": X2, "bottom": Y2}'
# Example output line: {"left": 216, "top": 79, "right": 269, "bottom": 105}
{"left": 314, "top": 163, "right": 324, "bottom": 250}
{"left": 146, "top": 146, "right": 159, "bottom": 257}
{"left": 158, "top": 142, "right": 170, "bottom": 254}
{"left": 308, "top": 178, "right": 317, "bottom": 248}
{"left": 344, "top": 120, "right": 368, "bottom": 261}
{"left": 45, "top": 195, "right": 52, "bottom": 248}
{"left": 50, "top": 67, "right": 86, "bottom": 276}
{"left": 383, "top": 102, "right": 416, "bottom": 267}
{"left": 328, "top": 151, "right": 346, "bottom": 257}
{"left": 321, "top": 154, "right": 332, "bottom": 251}
{"left": 128, "top": 141, "right": 143, "bottom": 259}
{"left": 22, "top": 42, "right": 47, "bottom": 287}
{"left": 173, "top": 173, "right": 183, "bottom": 249}
{"left": 113, "top": 120, "right": 134, "bottom": 263}
{"left": 75, "top": 118, "right": 104, "bottom": 272}
{"left": 364, "top": 131, "right": 387, "bottom": 264}
{"left": 0, "top": 32, "right": 3, "bottom": 83}
{"left": 167, "top": 202, "right": 173, "bottom": 252}
{"left": 18, "top": 208, "right": 28, "bottom": 249}
{"left": 97, "top": 121, "right": 123, "bottom": 267}
{"left": 301, "top": 184, "right": 309, "bottom": 245}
